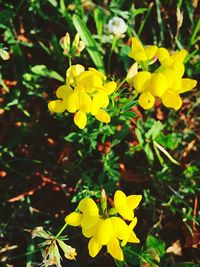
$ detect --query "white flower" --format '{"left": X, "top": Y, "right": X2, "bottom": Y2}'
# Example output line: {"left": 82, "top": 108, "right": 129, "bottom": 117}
{"left": 105, "top": 17, "right": 127, "bottom": 36}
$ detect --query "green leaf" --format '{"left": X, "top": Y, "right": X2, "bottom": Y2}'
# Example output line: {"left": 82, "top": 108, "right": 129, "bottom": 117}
{"left": 146, "top": 235, "right": 165, "bottom": 257}
{"left": 145, "top": 121, "right": 164, "bottom": 140}
{"left": 135, "top": 128, "right": 144, "bottom": 145}
{"left": 122, "top": 99, "right": 137, "bottom": 112}
{"left": 155, "top": 133, "right": 180, "bottom": 150}
{"left": 173, "top": 263, "right": 199, "bottom": 267}
{"left": 72, "top": 14, "right": 105, "bottom": 72}
{"left": 94, "top": 7, "right": 106, "bottom": 37}
{"left": 31, "top": 65, "right": 64, "bottom": 82}
{"left": 144, "top": 143, "right": 154, "bottom": 162}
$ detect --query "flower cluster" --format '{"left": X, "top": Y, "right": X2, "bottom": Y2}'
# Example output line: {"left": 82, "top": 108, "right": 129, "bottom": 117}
{"left": 127, "top": 37, "right": 197, "bottom": 110}
{"left": 48, "top": 64, "right": 117, "bottom": 129}
{"left": 65, "top": 190, "right": 142, "bottom": 261}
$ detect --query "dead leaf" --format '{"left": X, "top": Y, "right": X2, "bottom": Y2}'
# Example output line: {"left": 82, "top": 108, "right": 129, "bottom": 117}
{"left": 166, "top": 240, "right": 182, "bottom": 256}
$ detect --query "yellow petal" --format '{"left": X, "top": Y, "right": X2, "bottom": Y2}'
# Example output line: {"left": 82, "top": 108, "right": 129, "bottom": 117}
{"left": 128, "top": 37, "right": 146, "bottom": 61}
{"left": 81, "top": 214, "right": 99, "bottom": 229}
{"left": 66, "top": 64, "right": 85, "bottom": 85}
{"left": 179, "top": 78, "right": 197, "bottom": 94}
{"left": 157, "top": 47, "right": 170, "bottom": 63}
{"left": 74, "top": 111, "right": 87, "bottom": 129}
{"left": 127, "top": 195, "right": 142, "bottom": 209}
{"left": 121, "top": 217, "right": 139, "bottom": 246}
{"left": 161, "top": 68, "right": 177, "bottom": 88}
{"left": 171, "top": 49, "right": 188, "bottom": 63}
{"left": 64, "top": 91, "right": 79, "bottom": 113}
{"left": 96, "top": 218, "right": 114, "bottom": 245}
{"left": 78, "top": 198, "right": 99, "bottom": 215}
{"left": 172, "top": 62, "right": 185, "bottom": 77}
{"left": 65, "top": 212, "right": 82, "bottom": 226}
{"left": 56, "top": 85, "right": 73, "bottom": 98}
{"left": 162, "top": 90, "right": 182, "bottom": 110}
{"left": 77, "top": 70, "right": 103, "bottom": 93}
{"left": 132, "top": 71, "right": 151, "bottom": 93}
{"left": 128, "top": 231, "right": 140, "bottom": 244}
{"left": 138, "top": 91, "right": 155, "bottom": 109}
{"left": 88, "top": 236, "right": 102, "bottom": 258}
{"left": 91, "top": 92, "right": 109, "bottom": 115}
{"left": 48, "top": 100, "right": 65, "bottom": 113}
{"left": 150, "top": 73, "right": 168, "bottom": 97}
{"left": 114, "top": 190, "right": 127, "bottom": 208}
{"left": 126, "top": 62, "right": 138, "bottom": 85}
{"left": 116, "top": 205, "right": 134, "bottom": 221}
{"left": 88, "top": 67, "right": 106, "bottom": 80}
{"left": 144, "top": 45, "right": 158, "bottom": 60}
{"left": 110, "top": 217, "right": 129, "bottom": 240}
{"left": 78, "top": 92, "right": 92, "bottom": 113}
{"left": 82, "top": 224, "right": 97, "bottom": 238}
{"left": 107, "top": 238, "right": 124, "bottom": 261}
{"left": 95, "top": 109, "right": 110, "bottom": 123}
{"left": 103, "top": 81, "right": 117, "bottom": 95}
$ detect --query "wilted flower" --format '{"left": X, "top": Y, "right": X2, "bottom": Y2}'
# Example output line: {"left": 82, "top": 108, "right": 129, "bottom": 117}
{"left": 31, "top": 226, "right": 77, "bottom": 267}
{"left": 0, "top": 47, "right": 10, "bottom": 60}
{"left": 105, "top": 17, "right": 127, "bottom": 36}
{"left": 65, "top": 190, "right": 142, "bottom": 261}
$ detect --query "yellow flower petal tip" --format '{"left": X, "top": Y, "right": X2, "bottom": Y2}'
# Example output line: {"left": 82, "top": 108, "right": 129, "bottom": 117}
{"left": 114, "top": 190, "right": 142, "bottom": 221}
{"left": 138, "top": 91, "right": 155, "bottom": 109}
{"left": 65, "top": 212, "right": 82, "bottom": 226}
{"left": 48, "top": 100, "right": 65, "bottom": 113}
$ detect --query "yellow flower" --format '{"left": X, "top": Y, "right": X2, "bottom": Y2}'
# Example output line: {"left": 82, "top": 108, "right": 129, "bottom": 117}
{"left": 85, "top": 216, "right": 140, "bottom": 261}
{"left": 48, "top": 65, "right": 117, "bottom": 129}
{"left": 66, "top": 64, "right": 85, "bottom": 86}
{"left": 127, "top": 45, "right": 197, "bottom": 110}
{"left": 48, "top": 85, "right": 73, "bottom": 113}
{"left": 65, "top": 190, "right": 142, "bottom": 261}
{"left": 128, "top": 37, "right": 158, "bottom": 63}
{"left": 114, "top": 190, "right": 142, "bottom": 221}
{"left": 65, "top": 198, "right": 99, "bottom": 229}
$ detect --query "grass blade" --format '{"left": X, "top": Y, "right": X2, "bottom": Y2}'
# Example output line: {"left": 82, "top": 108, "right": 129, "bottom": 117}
{"left": 72, "top": 14, "right": 105, "bottom": 72}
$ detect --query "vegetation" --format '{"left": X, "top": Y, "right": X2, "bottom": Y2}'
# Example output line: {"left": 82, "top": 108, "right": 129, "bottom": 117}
{"left": 0, "top": 0, "right": 199, "bottom": 266}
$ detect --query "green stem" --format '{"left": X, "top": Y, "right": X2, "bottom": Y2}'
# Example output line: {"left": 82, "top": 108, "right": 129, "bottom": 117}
{"left": 116, "top": 78, "right": 127, "bottom": 91}
{"left": 55, "top": 222, "right": 68, "bottom": 238}
{"left": 68, "top": 56, "right": 72, "bottom": 67}
{"left": 0, "top": 75, "right": 9, "bottom": 92}
{"left": 108, "top": 36, "right": 118, "bottom": 74}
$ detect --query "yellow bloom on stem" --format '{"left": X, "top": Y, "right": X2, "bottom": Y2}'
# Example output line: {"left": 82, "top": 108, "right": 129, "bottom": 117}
{"left": 127, "top": 43, "right": 197, "bottom": 110}
{"left": 66, "top": 64, "right": 85, "bottom": 86}
{"left": 128, "top": 37, "right": 158, "bottom": 63}
{"left": 114, "top": 190, "right": 142, "bottom": 221}
{"left": 48, "top": 85, "right": 73, "bottom": 113}
{"left": 48, "top": 64, "right": 116, "bottom": 129}
{"left": 65, "top": 190, "right": 142, "bottom": 261}
{"left": 65, "top": 198, "right": 99, "bottom": 229}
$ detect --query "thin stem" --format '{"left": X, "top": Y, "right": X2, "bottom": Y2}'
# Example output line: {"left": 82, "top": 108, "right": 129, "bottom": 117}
{"left": 153, "top": 140, "right": 180, "bottom": 165}
{"left": 116, "top": 78, "right": 127, "bottom": 91}
{"left": 68, "top": 56, "right": 72, "bottom": 67}
{"left": 0, "top": 75, "right": 10, "bottom": 92}
{"left": 55, "top": 222, "right": 68, "bottom": 238}
{"left": 108, "top": 36, "right": 118, "bottom": 74}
